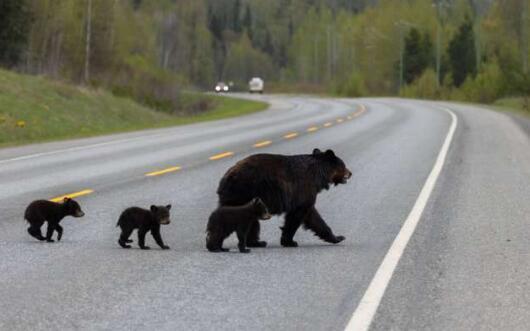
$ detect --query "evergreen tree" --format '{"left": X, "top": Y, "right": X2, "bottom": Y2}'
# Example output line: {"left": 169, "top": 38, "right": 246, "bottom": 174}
{"left": 233, "top": 0, "right": 242, "bottom": 33}
{"left": 242, "top": 5, "right": 252, "bottom": 37}
{"left": 131, "top": 0, "right": 142, "bottom": 10}
{"left": 208, "top": 14, "right": 223, "bottom": 41}
{"left": 448, "top": 16, "right": 477, "bottom": 87}
{"left": 421, "top": 31, "right": 434, "bottom": 69}
{"left": 0, "top": 0, "right": 31, "bottom": 68}
{"left": 403, "top": 28, "right": 433, "bottom": 84}
{"left": 262, "top": 30, "right": 274, "bottom": 55}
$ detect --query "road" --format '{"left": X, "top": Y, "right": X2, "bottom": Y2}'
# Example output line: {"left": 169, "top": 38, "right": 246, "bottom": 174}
{"left": 0, "top": 94, "right": 529, "bottom": 330}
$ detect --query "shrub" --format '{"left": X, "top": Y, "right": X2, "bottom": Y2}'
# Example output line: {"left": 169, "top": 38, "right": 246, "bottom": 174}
{"left": 400, "top": 69, "right": 440, "bottom": 99}
{"left": 457, "top": 60, "right": 504, "bottom": 103}
{"left": 334, "top": 72, "right": 367, "bottom": 97}
{"left": 110, "top": 55, "right": 183, "bottom": 113}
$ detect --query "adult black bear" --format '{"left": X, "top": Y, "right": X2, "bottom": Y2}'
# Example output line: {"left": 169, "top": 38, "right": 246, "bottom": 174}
{"left": 116, "top": 205, "right": 172, "bottom": 250}
{"left": 217, "top": 148, "right": 352, "bottom": 247}
{"left": 206, "top": 197, "right": 272, "bottom": 253}
{"left": 24, "top": 198, "right": 85, "bottom": 242}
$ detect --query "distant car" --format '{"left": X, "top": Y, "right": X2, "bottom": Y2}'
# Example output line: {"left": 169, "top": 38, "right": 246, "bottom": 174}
{"left": 248, "top": 77, "right": 264, "bottom": 94}
{"left": 215, "top": 82, "right": 229, "bottom": 93}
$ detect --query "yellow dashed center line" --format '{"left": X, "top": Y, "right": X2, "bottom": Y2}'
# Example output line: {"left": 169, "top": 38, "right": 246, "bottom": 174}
{"left": 352, "top": 104, "right": 367, "bottom": 117}
{"left": 284, "top": 132, "right": 298, "bottom": 139}
{"left": 145, "top": 166, "right": 181, "bottom": 177}
{"left": 209, "top": 151, "right": 234, "bottom": 160}
{"left": 45, "top": 104, "right": 370, "bottom": 204}
{"left": 253, "top": 140, "right": 272, "bottom": 148}
{"left": 50, "top": 189, "right": 94, "bottom": 202}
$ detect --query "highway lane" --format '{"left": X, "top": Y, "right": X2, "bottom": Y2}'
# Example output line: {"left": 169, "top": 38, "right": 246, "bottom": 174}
{"left": 370, "top": 100, "right": 530, "bottom": 330}
{"left": 0, "top": 95, "right": 528, "bottom": 330}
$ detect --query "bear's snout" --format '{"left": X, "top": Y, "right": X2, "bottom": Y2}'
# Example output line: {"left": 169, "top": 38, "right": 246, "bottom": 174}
{"left": 333, "top": 168, "right": 352, "bottom": 185}
{"left": 261, "top": 212, "right": 272, "bottom": 220}
{"left": 75, "top": 211, "right": 85, "bottom": 217}
{"left": 343, "top": 169, "right": 352, "bottom": 181}
{"left": 160, "top": 218, "right": 171, "bottom": 225}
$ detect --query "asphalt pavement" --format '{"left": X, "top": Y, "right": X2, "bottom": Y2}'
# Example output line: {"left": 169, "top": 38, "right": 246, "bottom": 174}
{"left": 0, "top": 94, "right": 528, "bottom": 330}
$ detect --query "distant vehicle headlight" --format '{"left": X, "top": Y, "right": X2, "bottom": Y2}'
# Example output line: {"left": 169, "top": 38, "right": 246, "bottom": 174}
{"left": 215, "top": 86, "right": 221, "bottom": 91}
{"left": 223, "top": 86, "right": 229, "bottom": 91}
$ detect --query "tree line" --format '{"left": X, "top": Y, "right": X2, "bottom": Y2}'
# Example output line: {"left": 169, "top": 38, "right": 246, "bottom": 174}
{"left": 0, "top": 0, "right": 528, "bottom": 108}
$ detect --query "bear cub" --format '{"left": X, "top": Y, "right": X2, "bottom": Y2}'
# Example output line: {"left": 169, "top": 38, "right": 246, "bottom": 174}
{"left": 206, "top": 198, "right": 271, "bottom": 253}
{"left": 24, "top": 198, "right": 85, "bottom": 242}
{"left": 117, "top": 205, "right": 172, "bottom": 250}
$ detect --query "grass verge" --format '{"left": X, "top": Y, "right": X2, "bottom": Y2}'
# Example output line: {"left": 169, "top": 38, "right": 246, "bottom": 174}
{"left": 0, "top": 69, "right": 267, "bottom": 147}
{"left": 492, "top": 97, "right": 530, "bottom": 118}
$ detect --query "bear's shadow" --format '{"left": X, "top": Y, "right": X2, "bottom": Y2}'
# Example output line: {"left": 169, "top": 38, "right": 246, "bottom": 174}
{"left": 215, "top": 242, "right": 354, "bottom": 253}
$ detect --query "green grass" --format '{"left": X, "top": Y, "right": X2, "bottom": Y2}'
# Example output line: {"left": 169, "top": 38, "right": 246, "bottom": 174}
{"left": 492, "top": 97, "right": 530, "bottom": 118}
{"left": 0, "top": 69, "right": 267, "bottom": 147}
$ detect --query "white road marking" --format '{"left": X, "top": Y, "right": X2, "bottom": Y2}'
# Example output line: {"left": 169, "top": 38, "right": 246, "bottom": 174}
{"left": 0, "top": 132, "right": 168, "bottom": 165}
{"left": 0, "top": 99, "right": 304, "bottom": 165}
{"left": 344, "top": 107, "right": 458, "bottom": 331}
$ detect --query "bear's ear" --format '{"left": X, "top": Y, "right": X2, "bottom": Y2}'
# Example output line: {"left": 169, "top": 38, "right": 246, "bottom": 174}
{"left": 312, "top": 148, "right": 322, "bottom": 156}
{"left": 63, "top": 197, "right": 71, "bottom": 203}
{"left": 251, "top": 197, "right": 259, "bottom": 205}
{"left": 166, "top": 204, "right": 172, "bottom": 210}
{"left": 325, "top": 149, "right": 336, "bottom": 158}
{"left": 150, "top": 205, "right": 158, "bottom": 212}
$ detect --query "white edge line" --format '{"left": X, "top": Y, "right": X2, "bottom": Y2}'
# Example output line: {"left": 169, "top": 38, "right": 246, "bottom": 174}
{"left": 344, "top": 107, "right": 458, "bottom": 331}
{"left": 0, "top": 99, "right": 300, "bottom": 165}
{"left": 0, "top": 132, "right": 170, "bottom": 165}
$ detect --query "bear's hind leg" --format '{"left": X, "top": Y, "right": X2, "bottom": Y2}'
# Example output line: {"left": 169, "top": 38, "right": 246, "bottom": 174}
{"left": 118, "top": 228, "right": 133, "bottom": 248}
{"left": 27, "top": 217, "right": 45, "bottom": 241}
{"left": 206, "top": 231, "right": 229, "bottom": 252}
{"left": 28, "top": 225, "right": 45, "bottom": 241}
{"left": 281, "top": 208, "right": 307, "bottom": 247}
{"left": 138, "top": 228, "right": 150, "bottom": 250}
{"left": 303, "top": 207, "right": 345, "bottom": 244}
{"left": 246, "top": 221, "right": 267, "bottom": 247}
{"left": 45, "top": 222, "right": 56, "bottom": 242}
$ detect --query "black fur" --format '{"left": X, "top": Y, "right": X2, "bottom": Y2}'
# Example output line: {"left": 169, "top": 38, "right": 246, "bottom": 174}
{"left": 206, "top": 198, "right": 271, "bottom": 253}
{"left": 24, "top": 198, "right": 85, "bottom": 242}
{"left": 217, "top": 149, "right": 351, "bottom": 247}
{"left": 116, "top": 205, "right": 172, "bottom": 250}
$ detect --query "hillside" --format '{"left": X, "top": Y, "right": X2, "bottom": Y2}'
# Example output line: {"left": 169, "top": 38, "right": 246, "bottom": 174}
{"left": 0, "top": 69, "right": 267, "bottom": 147}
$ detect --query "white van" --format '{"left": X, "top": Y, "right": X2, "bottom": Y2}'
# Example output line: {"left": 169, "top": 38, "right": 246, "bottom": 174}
{"left": 248, "top": 77, "right": 264, "bottom": 94}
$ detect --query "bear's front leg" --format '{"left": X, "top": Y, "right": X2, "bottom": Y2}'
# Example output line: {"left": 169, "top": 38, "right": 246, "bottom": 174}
{"left": 236, "top": 225, "right": 251, "bottom": 253}
{"left": 55, "top": 224, "right": 63, "bottom": 241}
{"left": 246, "top": 221, "right": 267, "bottom": 247}
{"left": 151, "top": 227, "right": 169, "bottom": 250}
{"left": 303, "top": 207, "right": 345, "bottom": 244}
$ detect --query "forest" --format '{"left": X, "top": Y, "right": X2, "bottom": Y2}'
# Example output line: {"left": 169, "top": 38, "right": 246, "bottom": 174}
{"left": 1, "top": 0, "right": 529, "bottom": 109}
